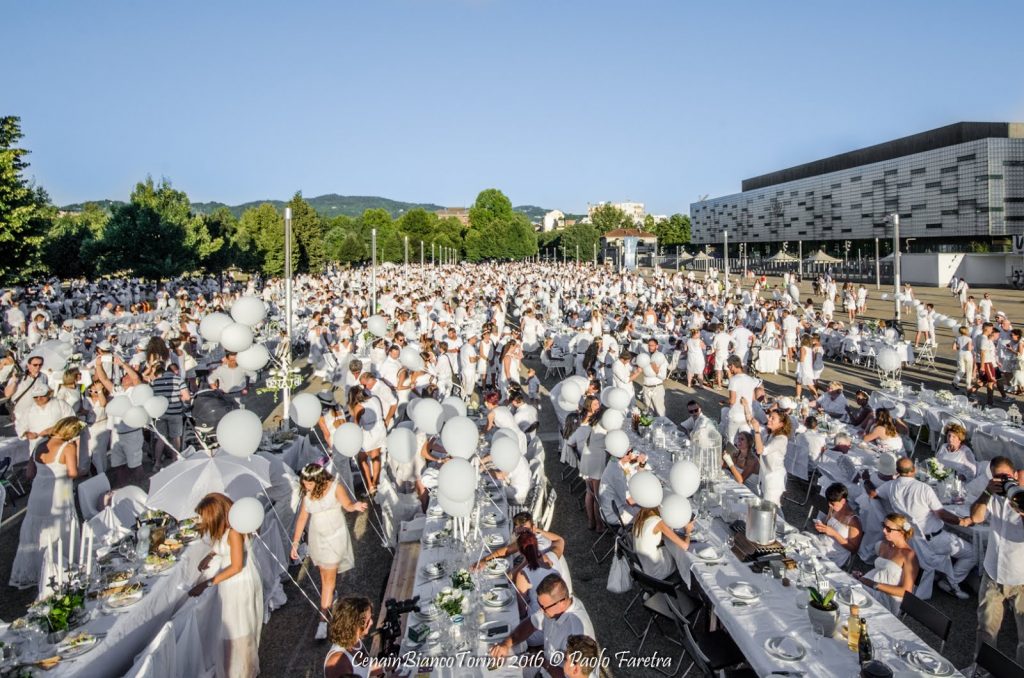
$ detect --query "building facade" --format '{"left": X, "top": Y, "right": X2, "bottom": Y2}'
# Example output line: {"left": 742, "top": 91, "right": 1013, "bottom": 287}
{"left": 589, "top": 201, "right": 646, "bottom": 224}
{"left": 690, "top": 122, "right": 1024, "bottom": 248}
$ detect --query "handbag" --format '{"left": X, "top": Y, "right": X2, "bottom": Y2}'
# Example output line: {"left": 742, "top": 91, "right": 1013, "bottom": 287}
{"left": 606, "top": 544, "right": 632, "bottom": 594}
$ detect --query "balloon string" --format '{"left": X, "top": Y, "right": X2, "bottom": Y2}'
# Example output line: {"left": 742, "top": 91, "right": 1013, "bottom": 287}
{"left": 253, "top": 533, "right": 329, "bottom": 622}
{"left": 146, "top": 423, "right": 183, "bottom": 460}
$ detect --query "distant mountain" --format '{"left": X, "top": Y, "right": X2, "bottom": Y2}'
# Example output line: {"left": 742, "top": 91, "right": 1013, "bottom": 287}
{"left": 61, "top": 194, "right": 562, "bottom": 223}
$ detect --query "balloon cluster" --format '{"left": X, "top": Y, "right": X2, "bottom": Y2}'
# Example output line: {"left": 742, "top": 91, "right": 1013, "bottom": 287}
{"left": 106, "top": 383, "right": 171, "bottom": 431}
{"left": 625, "top": 459, "right": 700, "bottom": 530}
{"left": 199, "top": 296, "right": 271, "bottom": 370}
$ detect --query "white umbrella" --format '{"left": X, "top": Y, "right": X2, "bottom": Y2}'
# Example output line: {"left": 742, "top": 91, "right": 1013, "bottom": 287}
{"left": 146, "top": 452, "right": 272, "bottom": 520}
{"left": 28, "top": 340, "right": 75, "bottom": 373}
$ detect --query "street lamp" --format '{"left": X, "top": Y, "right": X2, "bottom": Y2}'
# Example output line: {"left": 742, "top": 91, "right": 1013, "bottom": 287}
{"left": 283, "top": 207, "right": 293, "bottom": 421}
{"left": 420, "top": 240, "right": 424, "bottom": 266}
{"left": 404, "top": 235, "right": 409, "bottom": 266}
{"left": 723, "top": 230, "right": 730, "bottom": 296}
{"left": 371, "top": 228, "right": 377, "bottom": 313}
{"left": 886, "top": 214, "right": 902, "bottom": 321}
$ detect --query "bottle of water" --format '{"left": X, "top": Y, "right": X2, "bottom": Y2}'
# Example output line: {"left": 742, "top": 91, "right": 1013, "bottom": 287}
{"left": 136, "top": 524, "right": 151, "bottom": 561}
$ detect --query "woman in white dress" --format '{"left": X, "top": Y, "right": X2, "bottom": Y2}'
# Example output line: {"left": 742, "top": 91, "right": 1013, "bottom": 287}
{"left": 794, "top": 335, "right": 818, "bottom": 400}
{"left": 722, "top": 431, "right": 760, "bottom": 494}
{"left": 862, "top": 408, "right": 907, "bottom": 454}
{"left": 348, "top": 386, "right": 385, "bottom": 496}
{"left": 9, "top": 417, "right": 82, "bottom": 589}
{"left": 498, "top": 338, "right": 522, "bottom": 398}
{"left": 82, "top": 382, "right": 110, "bottom": 475}
{"left": 632, "top": 506, "right": 693, "bottom": 580}
{"left": 291, "top": 464, "right": 368, "bottom": 639}
{"left": 813, "top": 483, "right": 862, "bottom": 568}
{"left": 568, "top": 397, "right": 603, "bottom": 530}
{"left": 512, "top": 531, "right": 562, "bottom": 644}
{"left": 188, "top": 493, "right": 264, "bottom": 678}
{"left": 854, "top": 513, "right": 919, "bottom": 615}
{"left": 684, "top": 328, "right": 706, "bottom": 388}
{"left": 935, "top": 423, "right": 978, "bottom": 480}
{"left": 324, "top": 596, "right": 380, "bottom": 678}
{"left": 745, "top": 400, "right": 790, "bottom": 507}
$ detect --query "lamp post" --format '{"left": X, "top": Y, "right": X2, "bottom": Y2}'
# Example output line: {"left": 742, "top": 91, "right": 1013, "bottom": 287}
{"left": 431, "top": 242, "right": 435, "bottom": 266}
{"left": 576, "top": 244, "right": 579, "bottom": 263}
{"left": 723, "top": 230, "right": 730, "bottom": 296}
{"left": 593, "top": 242, "right": 597, "bottom": 266}
{"left": 844, "top": 240, "right": 851, "bottom": 269}
{"left": 890, "top": 214, "right": 901, "bottom": 321}
{"left": 874, "top": 237, "right": 880, "bottom": 289}
{"left": 404, "top": 236, "right": 409, "bottom": 266}
{"left": 371, "top": 228, "right": 377, "bottom": 313}
{"left": 420, "top": 240, "right": 425, "bottom": 266}
{"left": 283, "top": 207, "right": 293, "bottom": 423}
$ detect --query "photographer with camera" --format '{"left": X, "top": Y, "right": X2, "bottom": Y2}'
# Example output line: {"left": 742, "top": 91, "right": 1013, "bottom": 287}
{"left": 969, "top": 456, "right": 1024, "bottom": 665}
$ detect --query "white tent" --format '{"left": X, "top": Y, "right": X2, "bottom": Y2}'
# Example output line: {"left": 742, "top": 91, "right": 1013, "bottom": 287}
{"left": 803, "top": 250, "right": 842, "bottom": 264}
{"left": 767, "top": 250, "right": 799, "bottom": 262}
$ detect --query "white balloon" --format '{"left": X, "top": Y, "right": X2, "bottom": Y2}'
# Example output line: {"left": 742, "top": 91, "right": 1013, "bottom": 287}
{"left": 560, "top": 382, "right": 582, "bottom": 406}
{"left": 556, "top": 398, "right": 578, "bottom": 413}
{"left": 220, "top": 323, "right": 254, "bottom": 352}
{"left": 143, "top": 395, "right": 169, "bottom": 419}
{"left": 107, "top": 395, "right": 132, "bottom": 418}
{"left": 628, "top": 471, "right": 664, "bottom": 508}
{"left": 412, "top": 398, "right": 444, "bottom": 435}
{"left": 601, "top": 409, "right": 625, "bottom": 431}
{"left": 944, "top": 318, "right": 958, "bottom": 329}
{"left": 237, "top": 344, "right": 270, "bottom": 371}
{"left": 228, "top": 496, "right": 265, "bottom": 534}
{"left": 332, "top": 422, "right": 364, "bottom": 458}
{"left": 199, "top": 312, "right": 233, "bottom": 343}
{"left": 567, "top": 375, "right": 589, "bottom": 392}
{"left": 123, "top": 405, "right": 151, "bottom": 429}
{"left": 634, "top": 353, "right": 651, "bottom": 369}
{"left": 128, "top": 384, "right": 154, "bottom": 405}
{"left": 400, "top": 347, "right": 424, "bottom": 371}
{"left": 892, "top": 403, "right": 906, "bottom": 419}
{"left": 660, "top": 494, "right": 692, "bottom": 529}
{"left": 605, "top": 429, "right": 629, "bottom": 458}
{"left": 367, "top": 315, "right": 388, "bottom": 337}
{"left": 490, "top": 437, "right": 521, "bottom": 473}
{"left": 669, "top": 460, "right": 701, "bottom": 498}
{"left": 642, "top": 365, "right": 656, "bottom": 378}
{"left": 438, "top": 458, "right": 475, "bottom": 501}
{"left": 652, "top": 352, "right": 667, "bottom": 366}
{"left": 289, "top": 393, "right": 322, "bottom": 429}
{"left": 438, "top": 492, "right": 473, "bottom": 518}
{"left": 230, "top": 296, "right": 267, "bottom": 327}
{"left": 217, "top": 409, "right": 264, "bottom": 458}
{"left": 441, "top": 396, "right": 467, "bottom": 421}
{"left": 607, "top": 387, "right": 632, "bottom": 411}
{"left": 386, "top": 428, "right": 418, "bottom": 464}
{"left": 441, "top": 416, "right": 479, "bottom": 459}
{"left": 876, "top": 348, "right": 901, "bottom": 373}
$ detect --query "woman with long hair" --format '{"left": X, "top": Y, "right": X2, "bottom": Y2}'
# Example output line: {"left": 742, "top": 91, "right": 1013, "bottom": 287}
{"left": 324, "top": 596, "right": 383, "bottom": 678}
{"left": 744, "top": 399, "right": 791, "bottom": 507}
{"left": 498, "top": 338, "right": 522, "bottom": 398}
{"left": 632, "top": 505, "right": 692, "bottom": 579}
{"left": 567, "top": 396, "right": 603, "bottom": 531}
{"left": 348, "top": 385, "right": 384, "bottom": 496}
{"left": 188, "top": 492, "right": 264, "bottom": 677}
{"left": 722, "top": 430, "right": 760, "bottom": 494}
{"left": 813, "top": 483, "right": 863, "bottom": 568}
{"left": 794, "top": 335, "right": 818, "bottom": 399}
{"left": 82, "top": 381, "right": 110, "bottom": 475}
{"left": 291, "top": 464, "right": 368, "bottom": 640}
{"left": 854, "top": 513, "right": 919, "bottom": 615}
{"left": 862, "top": 407, "right": 907, "bottom": 453}
{"left": 9, "top": 416, "right": 83, "bottom": 589}
{"left": 512, "top": 531, "right": 562, "bottom": 642}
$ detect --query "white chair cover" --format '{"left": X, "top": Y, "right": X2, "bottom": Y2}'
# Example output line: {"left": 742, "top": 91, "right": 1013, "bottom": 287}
{"left": 124, "top": 621, "right": 176, "bottom": 678}
{"left": 78, "top": 474, "right": 111, "bottom": 521}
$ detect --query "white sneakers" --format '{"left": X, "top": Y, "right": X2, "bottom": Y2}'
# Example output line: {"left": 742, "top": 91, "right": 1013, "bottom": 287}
{"left": 315, "top": 621, "right": 328, "bottom": 640}
{"left": 937, "top": 579, "right": 970, "bottom": 600}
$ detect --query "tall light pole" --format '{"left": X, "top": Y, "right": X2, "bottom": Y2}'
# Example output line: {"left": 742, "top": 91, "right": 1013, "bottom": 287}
{"left": 576, "top": 244, "right": 579, "bottom": 263}
{"left": 404, "top": 236, "right": 409, "bottom": 266}
{"left": 723, "top": 230, "right": 730, "bottom": 296}
{"left": 371, "top": 228, "right": 377, "bottom": 313}
{"left": 593, "top": 242, "right": 597, "bottom": 266}
{"left": 798, "top": 240, "right": 803, "bottom": 278}
{"left": 890, "top": 214, "right": 902, "bottom": 321}
{"left": 874, "top": 237, "right": 881, "bottom": 289}
{"left": 844, "top": 240, "right": 851, "bottom": 268}
{"left": 431, "top": 242, "right": 435, "bottom": 265}
{"left": 283, "top": 207, "right": 293, "bottom": 424}
{"left": 420, "top": 240, "right": 425, "bottom": 266}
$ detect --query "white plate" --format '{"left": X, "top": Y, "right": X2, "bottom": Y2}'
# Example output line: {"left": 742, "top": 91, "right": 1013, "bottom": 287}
{"left": 105, "top": 591, "right": 144, "bottom": 610}
{"left": 763, "top": 635, "right": 805, "bottom": 661}
{"left": 143, "top": 558, "right": 175, "bottom": 574}
{"left": 905, "top": 650, "right": 954, "bottom": 676}
{"left": 427, "top": 506, "right": 445, "bottom": 518}
{"left": 414, "top": 605, "right": 442, "bottom": 622}
{"left": 484, "top": 559, "right": 510, "bottom": 576}
{"left": 485, "top": 534, "right": 505, "bottom": 548}
{"left": 727, "top": 582, "right": 761, "bottom": 600}
{"left": 482, "top": 588, "right": 513, "bottom": 607}
{"left": 57, "top": 634, "right": 100, "bottom": 658}
{"left": 420, "top": 565, "right": 445, "bottom": 580}
{"left": 695, "top": 547, "right": 722, "bottom": 561}
{"left": 835, "top": 587, "right": 873, "bottom": 608}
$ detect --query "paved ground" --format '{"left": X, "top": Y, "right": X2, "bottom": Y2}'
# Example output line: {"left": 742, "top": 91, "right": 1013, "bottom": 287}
{"left": 2, "top": 276, "right": 1022, "bottom": 676}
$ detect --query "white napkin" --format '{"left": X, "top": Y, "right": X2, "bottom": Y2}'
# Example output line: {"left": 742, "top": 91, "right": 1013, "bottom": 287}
{"left": 697, "top": 546, "right": 719, "bottom": 559}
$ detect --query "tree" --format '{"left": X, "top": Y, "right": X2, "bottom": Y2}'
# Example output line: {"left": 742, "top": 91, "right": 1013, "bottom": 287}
{"left": 95, "top": 178, "right": 214, "bottom": 279}
{"left": 43, "top": 203, "right": 108, "bottom": 278}
{"left": 199, "top": 207, "right": 243, "bottom": 272}
{"left": 654, "top": 213, "right": 691, "bottom": 247}
{"left": 558, "top": 222, "right": 600, "bottom": 262}
{"left": 465, "top": 189, "right": 536, "bottom": 261}
{"left": 241, "top": 203, "right": 287, "bottom": 276}
{"left": 589, "top": 203, "right": 634, "bottom": 233}
{"left": 287, "top": 193, "right": 326, "bottom": 272}
{"left": 0, "top": 116, "right": 51, "bottom": 283}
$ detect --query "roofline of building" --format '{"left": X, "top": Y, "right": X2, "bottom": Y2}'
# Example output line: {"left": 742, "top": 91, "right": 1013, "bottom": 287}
{"left": 741, "top": 122, "right": 1024, "bottom": 192}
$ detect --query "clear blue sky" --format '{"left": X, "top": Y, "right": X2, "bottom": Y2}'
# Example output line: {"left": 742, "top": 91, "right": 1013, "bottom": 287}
{"left": 8, "top": 0, "right": 1024, "bottom": 216}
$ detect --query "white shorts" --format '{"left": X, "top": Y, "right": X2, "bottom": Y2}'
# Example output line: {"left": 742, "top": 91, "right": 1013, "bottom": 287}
{"left": 110, "top": 429, "right": 145, "bottom": 469}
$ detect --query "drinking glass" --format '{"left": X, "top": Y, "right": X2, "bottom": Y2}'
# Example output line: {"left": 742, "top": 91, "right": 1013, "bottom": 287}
{"left": 808, "top": 625, "right": 825, "bottom": 655}
{"left": 892, "top": 639, "right": 908, "bottom": 659}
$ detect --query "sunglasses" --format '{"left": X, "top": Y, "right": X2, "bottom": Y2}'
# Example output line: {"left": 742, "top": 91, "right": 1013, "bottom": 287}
{"left": 540, "top": 596, "right": 568, "bottom": 612}
{"left": 882, "top": 525, "right": 901, "bottom": 533}
{"left": 29, "top": 362, "right": 43, "bottom": 367}
{"left": 687, "top": 408, "right": 699, "bottom": 414}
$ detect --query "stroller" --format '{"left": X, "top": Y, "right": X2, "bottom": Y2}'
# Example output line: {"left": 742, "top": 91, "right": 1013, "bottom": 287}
{"left": 183, "top": 389, "right": 238, "bottom": 452}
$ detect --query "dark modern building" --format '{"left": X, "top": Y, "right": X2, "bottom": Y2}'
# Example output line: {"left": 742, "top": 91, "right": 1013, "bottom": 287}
{"left": 690, "top": 122, "right": 1024, "bottom": 251}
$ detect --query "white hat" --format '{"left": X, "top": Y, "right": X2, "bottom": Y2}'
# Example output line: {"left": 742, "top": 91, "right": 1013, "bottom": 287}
{"left": 28, "top": 382, "right": 51, "bottom": 397}
{"left": 877, "top": 452, "right": 898, "bottom": 476}
{"left": 97, "top": 340, "right": 113, "bottom": 352}
{"left": 776, "top": 397, "right": 796, "bottom": 411}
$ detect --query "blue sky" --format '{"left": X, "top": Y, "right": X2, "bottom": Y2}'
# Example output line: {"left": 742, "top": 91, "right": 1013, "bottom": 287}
{"left": 7, "top": 0, "right": 1024, "bottom": 215}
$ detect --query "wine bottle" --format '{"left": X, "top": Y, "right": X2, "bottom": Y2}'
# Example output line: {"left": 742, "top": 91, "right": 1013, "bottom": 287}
{"left": 857, "top": 618, "right": 873, "bottom": 665}
{"left": 846, "top": 604, "right": 860, "bottom": 651}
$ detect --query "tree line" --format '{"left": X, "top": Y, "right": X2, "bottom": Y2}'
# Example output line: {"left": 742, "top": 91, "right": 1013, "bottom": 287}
{"left": 1, "top": 116, "right": 689, "bottom": 282}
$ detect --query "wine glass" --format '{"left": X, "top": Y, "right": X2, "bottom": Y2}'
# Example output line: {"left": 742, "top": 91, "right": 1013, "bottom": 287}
{"left": 809, "top": 623, "right": 825, "bottom": 655}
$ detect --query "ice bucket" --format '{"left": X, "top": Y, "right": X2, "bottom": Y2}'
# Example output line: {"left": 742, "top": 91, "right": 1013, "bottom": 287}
{"left": 745, "top": 499, "right": 777, "bottom": 545}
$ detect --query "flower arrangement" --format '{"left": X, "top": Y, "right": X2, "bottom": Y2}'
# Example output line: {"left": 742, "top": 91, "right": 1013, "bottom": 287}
{"left": 434, "top": 587, "right": 468, "bottom": 617}
{"left": 808, "top": 586, "right": 837, "bottom": 611}
{"left": 935, "top": 390, "right": 955, "bottom": 406}
{"left": 925, "top": 458, "right": 953, "bottom": 482}
{"left": 450, "top": 569, "right": 474, "bottom": 591}
{"left": 255, "top": 366, "right": 303, "bottom": 401}
{"left": 29, "top": 587, "right": 87, "bottom": 633}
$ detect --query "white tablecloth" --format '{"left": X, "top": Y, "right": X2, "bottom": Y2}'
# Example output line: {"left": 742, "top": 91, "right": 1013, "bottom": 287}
{"left": 755, "top": 349, "right": 782, "bottom": 375}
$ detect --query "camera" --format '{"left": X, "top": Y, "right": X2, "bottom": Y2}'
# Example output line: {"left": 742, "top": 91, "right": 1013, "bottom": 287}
{"left": 994, "top": 474, "right": 1024, "bottom": 512}
{"left": 376, "top": 596, "right": 420, "bottom": 658}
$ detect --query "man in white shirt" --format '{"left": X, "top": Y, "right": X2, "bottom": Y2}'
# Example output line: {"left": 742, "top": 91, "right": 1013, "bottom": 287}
{"left": 489, "top": 573, "right": 595, "bottom": 677}
{"left": 816, "top": 382, "right": 849, "bottom": 421}
{"left": 4, "top": 354, "right": 49, "bottom": 421}
{"left": 978, "top": 292, "right": 994, "bottom": 322}
{"left": 723, "top": 356, "right": 758, "bottom": 442}
{"left": 634, "top": 338, "right": 667, "bottom": 417}
{"left": 611, "top": 351, "right": 634, "bottom": 391}
{"left": 598, "top": 447, "right": 642, "bottom": 527}
{"left": 969, "top": 456, "right": 1024, "bottom": 664}
{"left": 377, "top": 344, "right": 402, "bottom": 390}
{"left": 872, "top": 457, "right": 977, "bottom": 598}
{"left": 458, "top": 335, "right": 479, "bottom": 402}
{"left": 208, "top": 352, "right": 256, "bottom": 405}
{"left": 14, "top": 383, "right": 74, "bottom": 454}
{"left": 360, "top": 372, "right": 397, "bottom": 430}
{"left": 730, "top": 322, "right": 754, "bottom": 366}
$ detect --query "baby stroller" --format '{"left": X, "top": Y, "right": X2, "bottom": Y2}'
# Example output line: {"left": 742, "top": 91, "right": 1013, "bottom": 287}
{"left": 183, "top": 388, "right": 238, "bottom": 452}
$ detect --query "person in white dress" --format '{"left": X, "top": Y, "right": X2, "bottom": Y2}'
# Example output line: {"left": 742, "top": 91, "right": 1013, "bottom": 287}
{"left": 188, "top": 493, "right": 264, "bottom": 678}
{"left": 794, "top": 335, "right": 818, "bottom": 399}
{"left": 348, "top": 386, "right": 385, "bottom": 496}
{"left": 9, "top": 417, "right": 82, "bottom": 589}
{"left": 862, "top": 408, "right": 908, "bottom": 454}
{"left": 813, "top": 483, "right": 863, "bottom": 568}
{"left": 854, "top": 513, "right": 920, "bottom": 615}
{"left": 291, "top": 464, "right": 368, "bottom": 639}
{"left": 743, "top": 400, "right": 790, "bottom": 507}
{"left": 632, "top": 506, "right": 693, "bottom": 580}
{"left": 324, "top": 596, "right": 380, "bottom": 678}
{"left": 684, "top": 329, "right": 706, "bottom": 388}
{"left": 512, "top": 531, "right": 563, "bottom": 645}
{"left": 935, "top": 423, "right": 978, "bottom": 480}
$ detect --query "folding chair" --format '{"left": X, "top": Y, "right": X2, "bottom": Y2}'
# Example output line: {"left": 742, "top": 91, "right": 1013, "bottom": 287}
{"left": 630, "top": 564, "right": 690, "bottom": 654}
{"left": 538, "top": 488, "right": 557, "bottom": 531}
{"left": 665, "top": 597, "right": 756, "bottom": 678}
{"left": 899, "top": 591, "right": 952, "bottom": 653}
{"left": 803, "top": 491, "right": 830, "bottom": 530}
{"left": 915, "top": 343, "right": 937, "bottom": 371}
{"left": 975, "top": 642, "right": 1024, "bottom": 678}
{"left": 784, "top": 466, "right": 820, "bottom": 507}
{"left": 0, "top": 456, "right": 27, "bottom": 501}
{"left": 591, "top": 499, "right": 623, "bottom": 564}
